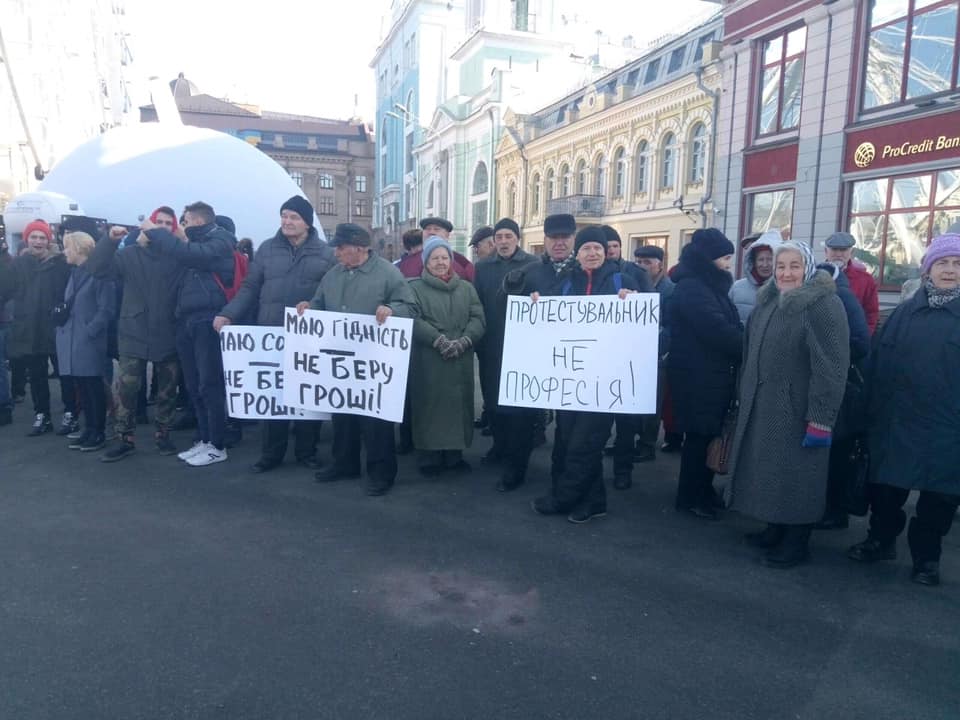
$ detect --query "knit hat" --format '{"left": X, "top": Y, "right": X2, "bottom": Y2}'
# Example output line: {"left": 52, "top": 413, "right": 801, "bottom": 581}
{"left": 330, "top": 223, "right": 371, "bottom": 247}
{"left": 543, "top": 214, "right": 576, "bottom": 237}
{"left": 23, "top": 219, "right": 52, "bottom": 242}
{"left": 215, "top": 214, "right": 235, "bottom": 235}
{"left": 776, "top": 241, "right": 816, "bottom": 282}
{"left": 574, "top": 226, "right": 608, "bottom": 255}
{"left": 493, "top": 217, "right": 521, "bottom": 238}
{"left": 691, "top": 227, "right": 735, "bottom": 260}
{"left": 280, "top": 195, "right": 314, "bottom": 227}
{"left": 422, "top": 235, "right": 453, "bottom": 266}
{"left": 469, "top": 226, "right": 494, "bottom": 247}
{"left": 419, "top": 216, "right": 453, "bottom": 233}
{"left": 600, "top": 225, "right": 621, "bottom": 246}
{"left": 634, "top": 245, "right": 664, "bottom": 262}
{"left": 921, "top": 233, "right": 960, "bottom": 275}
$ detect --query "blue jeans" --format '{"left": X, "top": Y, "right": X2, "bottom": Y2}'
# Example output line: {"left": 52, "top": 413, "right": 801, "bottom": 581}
{"left": 175, "top": 317, "right": 226, "bottom": 449}
{"left": 0, "top": 324, "right": 11, "bottom": 410}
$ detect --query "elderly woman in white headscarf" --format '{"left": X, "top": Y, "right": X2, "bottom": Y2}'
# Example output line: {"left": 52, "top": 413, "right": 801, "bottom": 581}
{"left": 728, "top": 241, "right": 849, "bottom": 569}
{"left": 408, "top": 236, "right": 486, "bottom": 475}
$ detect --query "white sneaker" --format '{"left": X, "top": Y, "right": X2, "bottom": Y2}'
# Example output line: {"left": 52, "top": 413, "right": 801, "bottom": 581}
{"left": 177, "top": 441, "right": 208, "bottom": 461}
{"left": 186, "top": 446, "right": 228, "bottom": 467}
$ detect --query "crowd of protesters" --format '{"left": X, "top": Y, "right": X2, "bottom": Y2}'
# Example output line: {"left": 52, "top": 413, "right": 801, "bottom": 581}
{"left": 1, "top": 195, "right": 958, "bottom": 587}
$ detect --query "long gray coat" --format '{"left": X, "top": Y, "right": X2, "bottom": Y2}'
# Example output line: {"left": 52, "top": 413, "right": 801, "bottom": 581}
{"left": 55, "top": 266, "right": 116, "bottom": 377}
{"left": 728, "top": 271, "right": 849, "bottom": 525}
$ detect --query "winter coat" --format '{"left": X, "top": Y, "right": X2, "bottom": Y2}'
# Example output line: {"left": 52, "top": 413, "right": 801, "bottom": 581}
{"left": 85, "top": 235, "right": 181, "bottom": 362}
{"left": 844, "top": 261, "right": 879, "bottom": 334}
{"left": 147, "top": 224, "right": 235, "bottom": 322}
{"left": 729, "top": 236, "right": 779, "bottom": 324}
{"left": 832, "top": 269, "right": 870, "bottom": 364}
{"left": 866, "top": 287, "right": 960, "bottom": 496}
{"left": 560, "top": 259, "right": 642, "bottom": 296}
{"left": 473, "top": 248, "right": 538, "bottom": 402}
{"left": 397, "top": 250, "right": 475, "bottom": 282}
{"left": 408, "top": 270, "right": 486, "bottom": 450}
{"left": 55, "top": 265, "right": 116, "bottom": 377}
{"left": 665, "top": 243, "right": 743, "bottom": 436}
{"left": 0, "top": 251, "right": 71, "bottom": 358}
{"left": 310, "top": 253, "right": 413, "bottom": 317}
{"left": 728, "top": 271, "right": 850, "bottom": 525}
{"left": 502, "top": 254, "right": 577, "bottom": 297}
{"left": 221, "top": 227, "right": 334, "bottom": 327}
{"left": 610, "top": 257, "right": 652, "bottom": 291}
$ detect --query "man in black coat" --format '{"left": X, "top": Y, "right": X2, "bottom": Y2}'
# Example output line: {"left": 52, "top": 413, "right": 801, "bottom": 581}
{"left": 473, "top": 217, "right": 537, "bottom": 488}
{"left": 140, "top": 201, "right": 235, "bottom": 467}
{"left": 215, "top": 196, "right": 335, "bottom": 473}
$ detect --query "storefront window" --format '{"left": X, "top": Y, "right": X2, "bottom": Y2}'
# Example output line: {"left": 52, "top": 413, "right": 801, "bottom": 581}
{"left": 863, "top": 0, "right": 960, "bottom": 111}
{"left": 748, "top": 189, "right": 794, "bottom": 239}
{"left": 848, "top": 167, "right": 960, "bottom": 287}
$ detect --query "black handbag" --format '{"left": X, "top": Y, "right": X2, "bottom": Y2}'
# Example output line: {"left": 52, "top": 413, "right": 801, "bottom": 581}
{"left": 834, "top": 365, "right": 867, "bottom": 439}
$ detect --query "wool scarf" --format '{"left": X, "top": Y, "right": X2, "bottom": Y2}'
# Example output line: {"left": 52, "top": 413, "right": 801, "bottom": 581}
{"left": 923, "top": 277, "right": 960, "bottom": 308}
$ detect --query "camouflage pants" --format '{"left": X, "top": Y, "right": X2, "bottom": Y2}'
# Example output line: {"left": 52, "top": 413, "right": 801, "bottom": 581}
{"left": 114, "top": 356, "right": 178, "bottom": 436}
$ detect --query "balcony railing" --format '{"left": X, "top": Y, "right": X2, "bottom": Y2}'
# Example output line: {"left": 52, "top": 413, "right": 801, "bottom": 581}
{"left": 545, "top": 194, "right": 607, "bottom": 217}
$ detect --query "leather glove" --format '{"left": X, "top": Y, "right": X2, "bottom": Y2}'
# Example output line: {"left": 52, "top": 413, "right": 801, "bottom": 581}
{"left": 801, "top": 422, "right": 832, "bottom": 448}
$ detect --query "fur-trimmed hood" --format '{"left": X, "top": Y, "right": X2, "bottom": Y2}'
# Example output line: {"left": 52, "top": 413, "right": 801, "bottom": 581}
{"left": 757, "top": 269, "right": 837, "bottom": 314}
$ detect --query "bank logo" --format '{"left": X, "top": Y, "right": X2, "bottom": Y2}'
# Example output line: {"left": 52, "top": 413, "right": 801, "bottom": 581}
{"left": 854, "top": 141, "right": 876, "bottom": 168}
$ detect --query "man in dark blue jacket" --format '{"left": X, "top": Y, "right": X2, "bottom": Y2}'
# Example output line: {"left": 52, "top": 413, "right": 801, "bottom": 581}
{"left": 139, "top": 201, "right": 235, "bottom": 466}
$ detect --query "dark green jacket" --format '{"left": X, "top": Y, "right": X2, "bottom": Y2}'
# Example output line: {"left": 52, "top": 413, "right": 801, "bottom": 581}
{"left": 310, "top": 253, "right": 413, "bottom": 317}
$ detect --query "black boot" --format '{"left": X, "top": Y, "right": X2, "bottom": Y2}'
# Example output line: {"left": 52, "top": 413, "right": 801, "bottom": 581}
{"left": 764, "top": 525, "right": 811, "bottom": 568}
{"left": 746, "top": 523, "right": 785, "bottom": 549}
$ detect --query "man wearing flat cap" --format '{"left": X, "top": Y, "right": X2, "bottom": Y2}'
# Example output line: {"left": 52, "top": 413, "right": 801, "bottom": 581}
{"left": 303, "top": 223, "right": 414, "bottom": 496}
{"left": 824, "top": 231, "right": 879, "bottom": 333}
{"left": 469, "top": 226, "right": 495, "bottom": 262}
{"left": 215, "top": 195, "right": 335, "bottom": 474}
{"left": 395, "top": 216, "right": 474, "bottom": 281}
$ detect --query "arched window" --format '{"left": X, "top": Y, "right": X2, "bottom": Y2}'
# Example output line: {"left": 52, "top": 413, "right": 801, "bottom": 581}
{"left": 508, "top": 181, "right": 517, "bottom": 217}
{"left": 634, "top": 141, "right": 648, "bottom": 194}
{"left": 560, "top": 163, "right": 571, "bottom": 196}
{"left": 531, "top": 172, "right": 542, "bottom": 215}
{"left": 576, "top": 159, "right": 588, "bottom": 195}
{"left": 472, "top": 162, "right": 489, "bottom": 195}
{"left": 688, "top": 123, "right": 706, "bottom": 184}
{"left": 612, "top": 147, "right": 626, "bottom": 198}
{"left": 660, "top": 132, "right": 676, "bottom": 190}
{"left": 594, "top": 154, "right": 607, "bottom": 197}
{"left": 546, "top": 168, "right": 555, "bottom": 201}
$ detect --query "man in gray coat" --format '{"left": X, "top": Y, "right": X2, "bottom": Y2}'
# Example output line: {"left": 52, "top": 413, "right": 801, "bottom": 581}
{"left": 214, "top": 196, "right": 334, "bottom": 473}
{"left": 302, "top": 223, "right": 413, "bottom": 496}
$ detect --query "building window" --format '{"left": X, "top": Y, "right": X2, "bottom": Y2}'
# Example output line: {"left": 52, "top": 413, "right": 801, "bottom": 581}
{"left": 594, "top": 154, "right": 607, "bottom": 197}
{"left": 289, "top": 170, "right": 303, "bottom": 187}
{"left": 694, "top": 32, "right": 716, "bottom": 62}
{"left": 643, "top": 58, "right": 661, "bottom": 85}
{"left": 612, "top": 147, "right": 626, "bottom": 198}
{"left": 355, "top": 175, "right": 367, "bottom": 193}
{"left": 318, "top": 197, "right": 336, "bottom": 215}
{"left": 667, "top": 46, "right": 686, "bottom": 74}
{"left": 634, "top": 141, "right": 648, "bottom": 194}
{"left": 660, "top": 133, "right": 677, "bottom": 190}
{"left": 472, "top": 200, "right": 488, "bottom": 229}
{"left": 546, "top": 168, "right": 555, "bottom": 200}
{"left": 531, "top": 173, "right": 542, "bottom": 214}
{"left": 508, "top": 181, "right": 517, "bottom": 217}
{"left": 319, "top": 173, "right": 334, "bottom": 190}
{"left": 863, "top": 1, "right": 960, "bottom": 110}
{"left": 560, "top": 163, "right": 571, "bottom": 196}
{"left": 354, "top": 199, "right": 368, "bottom": 216}
{"left": 758, "top": 26, "right": 806, "bottom": 136}
{"left": 848, "top": 167, "right": 960, "bottom": 287}
{"left": 472, "top": 162, "right": 489, "bottom": 195}
{"left": 513, "top": 0, "right": 531, "bottom": 31}
{"left": 688, "top": 123, "right": 706, "bottom": 184}
{"left": 576, "top": 159, "right": 587, "bottom": 194}
{"left": 748, "top": 189, "right": 794, "bottom": 240}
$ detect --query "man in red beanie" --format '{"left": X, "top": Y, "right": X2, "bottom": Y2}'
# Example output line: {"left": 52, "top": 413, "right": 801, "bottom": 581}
{"left": 0, "top": 219, "right": 73, "bottom": 435}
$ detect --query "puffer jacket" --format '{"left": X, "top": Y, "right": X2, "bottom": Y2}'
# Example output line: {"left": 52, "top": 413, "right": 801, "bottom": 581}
{"left": 0, "top": 250, "right": 71, "bottom": 358}
{"left": 220, "top": 227, "right": 334, "bottom": 327}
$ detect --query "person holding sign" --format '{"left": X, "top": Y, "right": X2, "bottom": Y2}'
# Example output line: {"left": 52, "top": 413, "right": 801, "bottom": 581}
{"left": 529, "top": 226, "right": 642, "bottom": 524}
{"left": 300, "top": 223, "right": 413, "bottom": 496}
{"left": 214, "top": 196, "right": 335, "bottom": 474}
{"left": 408, "top": 236, "right": 486, "bottom": 475}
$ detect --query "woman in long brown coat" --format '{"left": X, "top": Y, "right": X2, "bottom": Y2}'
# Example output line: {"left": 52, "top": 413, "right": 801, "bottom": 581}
{"left": 728, "top": 242, "right": 849, "bottom": 568}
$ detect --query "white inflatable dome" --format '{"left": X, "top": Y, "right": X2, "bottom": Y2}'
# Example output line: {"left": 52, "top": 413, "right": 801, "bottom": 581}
{"left": 39, "top": 123, "right": 323, "bottom": 245}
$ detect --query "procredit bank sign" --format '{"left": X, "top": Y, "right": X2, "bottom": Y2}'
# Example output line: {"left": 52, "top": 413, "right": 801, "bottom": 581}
{"left": 845, "top": 110, "right": 960, "bottom": 174}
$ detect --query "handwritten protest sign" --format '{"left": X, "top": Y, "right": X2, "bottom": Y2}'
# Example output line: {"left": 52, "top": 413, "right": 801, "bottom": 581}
{"left": 220, "top": 326, "right": 330, "bottom": 420}
{"left": 498, "top": 294, "right": 660, "bottom": 414}
{"left": 282, "top": 307, "right": 413, "bottom": 422}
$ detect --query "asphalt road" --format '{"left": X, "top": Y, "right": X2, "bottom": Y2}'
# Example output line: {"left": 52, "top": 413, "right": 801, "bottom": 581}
{"left": 1, "top": 411, "right": 957, "bottom": 720}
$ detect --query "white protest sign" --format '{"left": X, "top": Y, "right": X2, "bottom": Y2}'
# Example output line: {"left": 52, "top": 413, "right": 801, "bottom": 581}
{"left": 282, "top": 307, "right": 413, "bottom": 423}
{"left": 497, "top": 293, "right": 660, "bottom": 414}
{"left": 220, "top": 326, "right": 331, "bottom": 421}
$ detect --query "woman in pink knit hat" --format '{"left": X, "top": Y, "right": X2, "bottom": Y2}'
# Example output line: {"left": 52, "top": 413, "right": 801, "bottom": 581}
{"left": 848, "top": 233, "right": 960, "bottom": 587}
